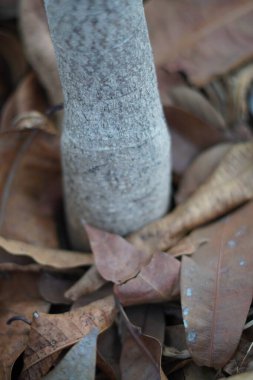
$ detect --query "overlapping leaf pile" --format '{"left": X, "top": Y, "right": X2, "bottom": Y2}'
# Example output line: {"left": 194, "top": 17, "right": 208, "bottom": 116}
{"left": 0, "top": 0, "right": 253, "bottom": 379}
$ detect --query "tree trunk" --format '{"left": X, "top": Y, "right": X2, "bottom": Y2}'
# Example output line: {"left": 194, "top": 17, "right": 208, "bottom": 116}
{"left": 44, "top": 0, "right": 171, "bottom": 250}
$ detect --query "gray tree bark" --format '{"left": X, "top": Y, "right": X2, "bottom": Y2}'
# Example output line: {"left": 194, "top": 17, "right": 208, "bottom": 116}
{"left": 44, "top": 0, "right": 171, "bottom": 250}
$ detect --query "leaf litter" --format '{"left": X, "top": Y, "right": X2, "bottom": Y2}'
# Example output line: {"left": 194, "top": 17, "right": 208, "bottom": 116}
{"left": 1, "top": 1, "right": 253, "bottom": 379}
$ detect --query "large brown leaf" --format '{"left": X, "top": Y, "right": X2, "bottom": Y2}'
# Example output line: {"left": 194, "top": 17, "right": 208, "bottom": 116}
{"left": 0, "top": 130, "right": 61, "bottom": 247}
{"left": 119, "top": 304, "right": 167, "bottom": 380}
{"left": 145, "top": 0, "right": 253, "bottom": 86}
{"left": 115, "top": 252, "right": 180, "bottom": 306}
{"left": 180, "top": 202, "right": 253, "bottom": 368}
{"left": 20, "top": 295, "right": 116, "bottom": 379}
{"left": 129, "top": 142, "right": 253, "bottom": 255}
{"left": 0, "top": 271, "right": 49, "bottom": 379}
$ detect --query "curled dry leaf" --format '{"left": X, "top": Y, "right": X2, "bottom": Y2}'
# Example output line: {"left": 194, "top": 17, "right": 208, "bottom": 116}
{"left": 0, "top": 130, "right": 61, "bottom": 248}
{"left": 129, "top": 142, "right": 253, "bottom": 255}
{"left": 19, "top": 0, "right": 63, "bottom": 109}
{"left": 145, "top": 0, "right": 253, "bottom": 86}
{"left": 119, "top": 305, "right": 167, "bottom": 380}
{"left": 85, "top": 224, "right": 151, "bottom": 284}
{"left": 0, "top": 271, "right": 49, "bottom": 379}
{"left": 176, "top": 143, "right": 232, "bottom": 204}
{"left": 44, "top": 328, "right": 99, "bottom": 380}
{"left": 64, "top": 265, "right": 106, "bottom": 301}
{"left": 20, "top": 295, "right": 116, "bottom": 379}
{"left": 115, "top": 252, "right": 180, "bottom": 306}
{"left": 181, "top": 202, "right": 253, "bottom": 368}
{"left": 0, "top": 236, "right": 93, "bottom": 269}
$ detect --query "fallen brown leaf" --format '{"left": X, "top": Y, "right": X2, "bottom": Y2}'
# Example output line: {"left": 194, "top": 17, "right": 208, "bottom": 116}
{"left": 20, "top": 295, "right": 116, "bottom": 379}
{"left": 181, "top": 202, "right": 253, "bottom": 368}
{"left": 129, "top": 142, "right": 253, "bottom": 254}
{"left": 0, "top": 236, "right": 93, "bottom": 269}
{"left": 85, "top": 224, "right": 151, "bottom": 284}
{"left": 119, "top": 304, "right": 167, "bottom": 380}
{"left": 0, "top": 129, "right": 61, "bottom": 247}
{"left": 145, "top": 0, "right": 253, "bottom": 86}
{"left": 97, "top": 324, "right": 121, "bottom": 380}
{"left": 0, "top": 71, "right": 57, "bottom": 134}
{"left": 115, "top": 252, "right": 180, "bottom": 306}
{"left": 0, "top": 271, "right": 49, "bottom": 379}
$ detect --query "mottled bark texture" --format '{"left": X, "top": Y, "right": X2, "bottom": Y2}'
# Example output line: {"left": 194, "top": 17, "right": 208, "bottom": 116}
{"left": 44, "top": 0, "right": 171, "bottom": 250}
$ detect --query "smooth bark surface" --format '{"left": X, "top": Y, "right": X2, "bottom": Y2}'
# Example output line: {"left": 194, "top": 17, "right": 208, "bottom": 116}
{"left": 45, "top": 0, "right": 171, "bottom": 249}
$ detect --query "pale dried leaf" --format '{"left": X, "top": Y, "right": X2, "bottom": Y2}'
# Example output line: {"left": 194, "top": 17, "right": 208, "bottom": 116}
{"left": 129, "top": 142, "right": 253, "bottom": 254}
{"left": 0, "top": 236, "right": 93, "bottom": 268}
{"left": 65, "top": 265, "right": 106, "bottom": 301}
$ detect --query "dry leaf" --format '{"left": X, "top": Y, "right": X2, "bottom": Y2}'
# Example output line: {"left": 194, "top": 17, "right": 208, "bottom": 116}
{"left": 119, "top": 304, "right": 167, "bottom": 380}
{"left": 129, "top": 142, "right": 253, "bottom": 254}
{"left": 85, "top": 224, "right": 151, "bottom": 284}
{"left": 65, "top": 265, "right": 106, "bottom": 301}
{"left": 20, "top": 295, "right": 116, "bottom": 379}
{"left": 19, "top": 0, "right": 63, "bottom": 109}
{"left": 0, "top": 271, "right": 49, "bottom": 379}
{"left": 0, "top": 130, "right": 61, "bottom": 247}
{"left": 44, "top": 328, "right": 99, "bottom": 380}
{"left": 39, "top": 272, "right": 77, "bottom": 304}
{"left": 181, "top": 202, "right": 253, "bottom": 368}
{"left": 0, "top": 72, "right": 57, "bottom": 134}
{"left": 145, "top": 0, "right": 253, "bottom": 86}
{"left": 176, "top": 143, "right": 232, "bottom": 204}
{"left": 0, "top": 236, "right": 93, "bottom": 269}
{"left": 97, "top": 324, "right": 121, "bottom": 380}
{"left": 115, "top": 252, "right": 180, "bottom": 306}
{"left": 168, "top": 86, "right": 226, "bottom": 131}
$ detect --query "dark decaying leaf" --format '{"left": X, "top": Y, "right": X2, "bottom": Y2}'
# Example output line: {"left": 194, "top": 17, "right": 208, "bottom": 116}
{"left": 145, "top": 0, "right": 253, "bottom": 86}
{"left": 0, "top": 130, "right": 62, "bottom": 248}
{"left": 0, "top": 271, "right": 49, "bottom": 379}
{"left": 97, "top": 324, "right": 121, "bottom": 380}
{"left": 44, "top": 328, "right": 99, "bottom": 380}
{"left": 20, "top": 295, "right": 116, "bottom": 379}
{"left": 39, "top": 272, "right": 77, "bottom": 305}
{"left": 119, "top": 304, "right": 167, "bottom": 380}
{"left": 181, "top": 202, "right": 253, "bottom": 368}
{"left": 115, "top": 252, "right": 180, "bottom": 306}
{"left": 129, "top": 142, "right": 253, "bottom": 255}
